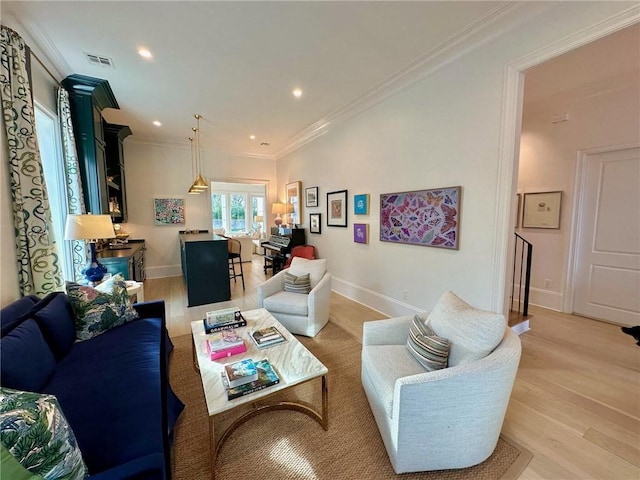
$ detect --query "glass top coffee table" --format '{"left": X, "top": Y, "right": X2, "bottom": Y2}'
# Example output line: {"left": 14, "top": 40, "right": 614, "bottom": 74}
{"left": 191, "top": 308, "right": 329, "bottom": 479}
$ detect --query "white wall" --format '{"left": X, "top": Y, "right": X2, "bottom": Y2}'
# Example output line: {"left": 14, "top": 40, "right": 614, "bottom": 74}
{"left": 518, "top": 74, "right": 640, "bottom": 311}
{"left": 276, "top": 2, "right": 639, "bottom": 317}
{"left": 122, "top": 139, "right": 276, "bottom": 278}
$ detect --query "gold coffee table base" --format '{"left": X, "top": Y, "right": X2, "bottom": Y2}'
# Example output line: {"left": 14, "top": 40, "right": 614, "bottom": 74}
{"left": 209, "top": 375, "right": 328, "bottom": 479}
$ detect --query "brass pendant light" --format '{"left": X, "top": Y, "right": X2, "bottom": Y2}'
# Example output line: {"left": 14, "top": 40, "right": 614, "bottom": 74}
{"left": 190, "top": 114, "right": 208, "bottom": 192}
{"left": 187, "top": 136, "right": 200, "bottom": 194}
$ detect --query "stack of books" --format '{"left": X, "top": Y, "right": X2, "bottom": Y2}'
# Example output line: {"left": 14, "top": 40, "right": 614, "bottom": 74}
{"left": 205, "top": 329, "right": 246, "bottom": 360}
{"left": 250, "top": 326, "right": 287, "bottom": 348}
{"left": 203, "top": 307, "right": 247, "bottom": 333}
{"left": 221, "top": 358, "right": 280, "bottom": 400}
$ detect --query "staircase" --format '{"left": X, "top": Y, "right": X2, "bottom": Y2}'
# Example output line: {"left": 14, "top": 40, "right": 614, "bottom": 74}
{"left": 510, "top": 233, "right": 532, "bottom": 333}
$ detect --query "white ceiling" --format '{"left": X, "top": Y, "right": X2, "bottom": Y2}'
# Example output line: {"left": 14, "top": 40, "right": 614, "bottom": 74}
{"left": 4, "top": 1, "right": 509, "bottom": 158}
{"left": 4, "top": 2, "right": 638, "bottom": 159}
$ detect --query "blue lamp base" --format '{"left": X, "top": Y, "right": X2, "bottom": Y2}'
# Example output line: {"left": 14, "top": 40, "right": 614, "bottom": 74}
{"left": 82, "top": 242, "right": 107, "bottom": 283}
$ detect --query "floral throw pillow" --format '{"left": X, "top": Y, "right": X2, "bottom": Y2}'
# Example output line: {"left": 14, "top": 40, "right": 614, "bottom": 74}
{"left": 66, "top": 274, "right": 138, "bottom": 342}
{"left": 0, "top": 387, "right": 87, "bottom": 480}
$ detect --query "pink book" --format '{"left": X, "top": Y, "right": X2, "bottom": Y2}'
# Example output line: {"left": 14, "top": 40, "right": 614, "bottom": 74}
{"left": 207, "top": 342, "right": 247, "bottom": 361}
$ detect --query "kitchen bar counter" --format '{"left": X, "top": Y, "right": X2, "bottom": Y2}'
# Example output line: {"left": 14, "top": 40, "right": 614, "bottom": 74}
{"left": 179, "top": 233, "right": 230, "bottom": 307}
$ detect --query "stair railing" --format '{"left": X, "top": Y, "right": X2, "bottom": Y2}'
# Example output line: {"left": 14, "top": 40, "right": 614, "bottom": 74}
{"left": 511, "top": 233, "right": 533, "bottom": 316}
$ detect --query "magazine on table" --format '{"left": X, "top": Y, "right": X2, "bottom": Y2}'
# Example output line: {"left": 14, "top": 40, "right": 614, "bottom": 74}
{"left": 203, "top": 307, "right": 247, "bottom": 333}
{"left": 205, "top": 329, "right": 246, "bottom": 360}
{"left": 221, "top": 359, "right": 280, "bottom": 400}
{"left": 224, "top": 358, "right": 259, "bottom": 388}
{"left": 250, "top": 326, "right": 287, "bottom": 348}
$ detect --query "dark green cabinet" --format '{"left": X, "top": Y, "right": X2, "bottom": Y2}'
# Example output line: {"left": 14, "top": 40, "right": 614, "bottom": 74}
{"left": 61, "top": 74, "right": 129, "bottom": 219}
{"left": 104, "top": 122, "right": 132, "bottom": 223}
{"left": 98, "top": 241, "right": 145, "bottom": 281}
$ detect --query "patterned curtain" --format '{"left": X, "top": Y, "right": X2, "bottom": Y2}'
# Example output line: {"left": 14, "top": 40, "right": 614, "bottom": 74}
{"left": 57, "top": 87, "right": 87, "bottom": 282}
{"left": 0, "top": 26, "right": 64, "bottom": 295}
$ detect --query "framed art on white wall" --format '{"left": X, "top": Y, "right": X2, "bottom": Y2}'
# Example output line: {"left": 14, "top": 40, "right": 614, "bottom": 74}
{"left": 305, "top": 186, "right": 319, "bottom": 207}
{"left": 522, "top": 191, "right": 562, "bottom": 229}
{"left": 327, "top": 190, "right": 348, "bottom": 227}
{"left": 154, "top": 198, "right": 185, "bottom": 225}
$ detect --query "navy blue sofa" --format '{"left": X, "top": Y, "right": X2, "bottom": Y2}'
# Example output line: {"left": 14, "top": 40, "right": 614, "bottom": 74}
{"left": 0, "top": 292, "right": 184, "bottom": 479}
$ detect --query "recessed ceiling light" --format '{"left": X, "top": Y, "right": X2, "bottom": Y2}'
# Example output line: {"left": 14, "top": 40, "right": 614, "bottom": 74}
{"left": 138, "top": 48, "right": 152, "bottom": 59}
{"left": 153, "top": 120, "right": 162, "bottom": 127}
{"left": 292, "top": 88, "right": 302, "bottom": 98}
{"left": 249, "top": 135, "right": 256, "bottom": 140}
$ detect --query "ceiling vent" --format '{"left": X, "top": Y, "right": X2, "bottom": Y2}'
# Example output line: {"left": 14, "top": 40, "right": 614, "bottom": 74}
{"left": 84, "top": 52, "right": 114, "bottom": 68}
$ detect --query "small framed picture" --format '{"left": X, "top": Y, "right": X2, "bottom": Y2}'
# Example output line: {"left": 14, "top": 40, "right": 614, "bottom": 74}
{"left": 327, "top": 190, "right": 348, "bottom": 227}
{"left": 516, "top": 193, "right": 521, "bottom": 228}
{"left": 154, "top": 197, "right": 185, "bottom": 225}
{"left": 522, "top": 191, "right": 562, "bottom": 229}
{"left": 309, "top": 213, "right": 321, "bottom": 234}
{"left": 354, "top": 223, "right": 369, "bottom": 244}
{"left": 354, "top": 194, "right": 369, "bottom": 215}
{"left": 305, "top": 186, "right": 319, "bottom": 208}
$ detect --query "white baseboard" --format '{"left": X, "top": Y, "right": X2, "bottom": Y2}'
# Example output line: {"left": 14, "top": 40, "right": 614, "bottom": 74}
{"left": 146, "top": 265, "right": 182, "bottom": 279}
{"left": 331, "top": 276, "right": 422, "bottom": 318}
{"left": 512, "top": 285, "right": 563, "bottom": 312}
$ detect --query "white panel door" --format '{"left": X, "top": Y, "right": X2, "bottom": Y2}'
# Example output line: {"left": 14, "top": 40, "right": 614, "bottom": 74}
{"left": 573, "top": 147, "right": 640, "bottom": 325}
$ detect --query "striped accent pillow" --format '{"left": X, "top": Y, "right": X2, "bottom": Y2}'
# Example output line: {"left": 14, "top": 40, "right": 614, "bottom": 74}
{"left": 406, "top": 315, "right": 450, "bottom": 371}
{"left": 284, "top": 272, "right": 311, "bottom": 294}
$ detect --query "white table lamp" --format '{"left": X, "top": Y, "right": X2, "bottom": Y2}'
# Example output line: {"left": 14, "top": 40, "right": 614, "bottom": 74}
{"left": 272, "top": 203, "right": 286, "bottom": 227}
{"left": 64, "top": 214, "right": 115, "bottom": 282}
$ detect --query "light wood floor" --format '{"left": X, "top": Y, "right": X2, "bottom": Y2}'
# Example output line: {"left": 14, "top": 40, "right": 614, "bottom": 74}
{"left": 145, "top": 255, "right": 640, "bottom": 479}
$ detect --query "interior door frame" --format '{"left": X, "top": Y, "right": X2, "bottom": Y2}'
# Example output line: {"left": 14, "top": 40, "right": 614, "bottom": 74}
{"left": 563, "top": 144, "right": 640, "bottom": 314}
{"left": 496, "top": 10, "right": 639, "bottom": 316}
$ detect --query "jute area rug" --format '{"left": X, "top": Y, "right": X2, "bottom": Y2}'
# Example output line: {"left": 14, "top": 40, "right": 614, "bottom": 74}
{"left": 169, "top": 321, "right": 532, "bottom": 480}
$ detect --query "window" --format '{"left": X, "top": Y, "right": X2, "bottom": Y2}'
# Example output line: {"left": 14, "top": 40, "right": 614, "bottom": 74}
{"left": 35, "top": 102, "right": 73, "bottom": 280}
{"left": 229, "top": 193, "right": 247, "bottom": 234}
{"left": 210, "top": 182, "right": 266, "bottom": 234}
{"left": 212, "top": 193, "right": 226, "bottom": 230}
{"left": 252, "top": 195, "right": 265, "bottom": 237}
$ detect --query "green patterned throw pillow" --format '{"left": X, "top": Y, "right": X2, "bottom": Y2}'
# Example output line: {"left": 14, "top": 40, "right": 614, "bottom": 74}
{"left": 66, "top": 274, "right": 138, "bottom": 342}
{"left": 0, "top": 388, "right": 87, "bottom": 480}
{"left": 284, "top": 271, "right": 311, "bottom": 294}
{"left": 406, "top": 315, "right": 450, "bottom": 371}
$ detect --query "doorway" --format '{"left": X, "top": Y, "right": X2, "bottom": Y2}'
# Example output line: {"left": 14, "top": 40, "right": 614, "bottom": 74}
{"left": 501, "top": 22, "right": 640, "bottom": 322}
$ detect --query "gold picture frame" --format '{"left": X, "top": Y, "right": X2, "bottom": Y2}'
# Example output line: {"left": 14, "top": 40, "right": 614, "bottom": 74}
{"left": 286, "top": 181, "right": 302, "bottom": 226}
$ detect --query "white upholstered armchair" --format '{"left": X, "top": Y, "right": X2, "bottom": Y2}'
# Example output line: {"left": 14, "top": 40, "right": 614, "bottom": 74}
{"left": 361, "top": 292, "right": 522, "bottom": 474}
{"left": 257, "top": 257, "right": 331, "bottom": 337}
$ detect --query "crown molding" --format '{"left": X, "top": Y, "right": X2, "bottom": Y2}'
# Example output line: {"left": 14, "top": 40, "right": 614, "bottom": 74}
{"left": 127, "top": 135, "right": 276, "bottom": 161}
{"left": 127, "top": 135, "right": 187, "bottom": 149}
{"left": 3, "top": 12, "right": 72, "bottom": 81}
{"left": 236, "top": 151, "right": 277, "bottom": 161}
{"left": 275, "top": 1, "right": 529, "bottom": 159}
{"left": 509, "top": 4, "right": 640, "bottom": 73}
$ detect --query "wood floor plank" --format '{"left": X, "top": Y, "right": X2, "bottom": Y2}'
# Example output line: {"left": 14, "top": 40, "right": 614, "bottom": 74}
{"left": 143, "top": 261, "right": 640, "bottom": 479}
{"left": 584, "top": 427, "right": 640, "bottom": 468}
{"left": 504, "top": 399, "right": 638, "bottom": 479}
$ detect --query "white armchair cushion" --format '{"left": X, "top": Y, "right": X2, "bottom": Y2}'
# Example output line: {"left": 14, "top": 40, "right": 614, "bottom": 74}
{"left": 362, "top": 345, "right": 425, "bottom": 417}
{"left": 262, "top": 291, "right": 309, "bottom": 316}
{"left": 428, "top": 291, "right": 506, "bottom": 367}
{"left": 289, "top": 257, "right": 326, "bottom": 289}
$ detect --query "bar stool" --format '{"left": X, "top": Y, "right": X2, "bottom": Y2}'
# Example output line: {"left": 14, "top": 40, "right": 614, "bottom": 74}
{"left": 226, "top": 238, "right": 245, "bottom": 290}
